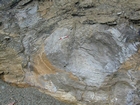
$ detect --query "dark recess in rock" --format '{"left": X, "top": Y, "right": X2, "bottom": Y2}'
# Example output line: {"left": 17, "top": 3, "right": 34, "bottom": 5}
{"left": 130, "top": 19, "right": 140, "bottom": 25}
{"left": 138, "top": 29, "right": 140, "bottom": 35}
{"left": 75, "top": 1, "right": 80, "bottom": 7}
{"left": 79, "top": 4, "right": 95, "bottom": 9}
{"left": 21, "top": 0, "right": 33, "bottom": 6}
{"left": 83, "top": 20, "right": 96, "bottom": 25}
{"left": 0, "top": 0, "right": 21, "bottom": 10}
{"left": 0, "top": 22, "right": 2, "bottom": 26}
{"left": 71, "top": 12, "right": 85, "bottom": 17}
{"left": 10, "top": 0, "right": 22, "bottom": 9}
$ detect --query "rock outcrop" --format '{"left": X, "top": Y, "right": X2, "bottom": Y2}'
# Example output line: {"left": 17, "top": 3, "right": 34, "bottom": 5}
{"left": 0, "top": 0, "right": 140, "bottom": 105}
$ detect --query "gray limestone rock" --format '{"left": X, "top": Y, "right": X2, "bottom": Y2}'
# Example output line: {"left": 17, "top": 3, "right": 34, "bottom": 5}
{"left": 0, "top": 0, "right": 21, "bottom": 10}
{"left": 44, "top": 23, "right": 140, "bottom": 104}
{"left": 44, "top": 24, "right": 138, "bottom": 87}
{"left": 1, "top": 0, "right": 140, "bottom": 104}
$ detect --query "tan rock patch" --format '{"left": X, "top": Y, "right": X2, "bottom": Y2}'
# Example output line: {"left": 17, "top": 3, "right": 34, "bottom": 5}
{"left": 0, "top": 48, "right": 24, "bottom": 83}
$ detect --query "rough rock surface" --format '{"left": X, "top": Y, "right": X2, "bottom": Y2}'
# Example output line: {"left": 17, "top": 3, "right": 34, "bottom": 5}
{"left": 0, "top": 80, "right": 72, "bottom": 105}
{"left": 0, "top": 0, "right": 140, "bottom": 105}
{"left": 45, "top": 24, "right": 138, "bottom": 86}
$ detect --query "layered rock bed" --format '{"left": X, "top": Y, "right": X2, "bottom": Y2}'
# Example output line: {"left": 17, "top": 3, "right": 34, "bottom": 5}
{"left": 0, "top": 0, "right": 140, "bottom": 105}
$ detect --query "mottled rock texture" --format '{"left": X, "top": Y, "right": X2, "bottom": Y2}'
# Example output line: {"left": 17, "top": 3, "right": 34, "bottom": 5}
{"left": 0, "top": 80, "right": 72, "bottom": 105}
{"left": 0, "top": 0, "right": 140, "bottom": 105}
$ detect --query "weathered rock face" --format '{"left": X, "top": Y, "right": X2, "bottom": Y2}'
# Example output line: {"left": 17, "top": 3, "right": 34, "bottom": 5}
{"left": 0, "top": 0, "right": 140, "bottom": 105}
{"left": 45, "top": 24, "right": 138, "bottom": 87}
